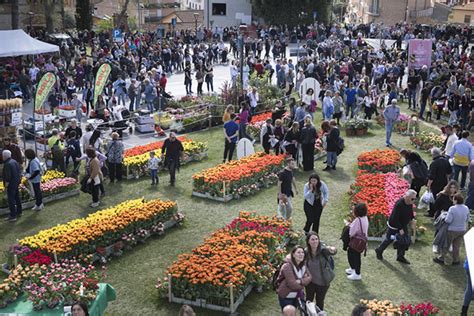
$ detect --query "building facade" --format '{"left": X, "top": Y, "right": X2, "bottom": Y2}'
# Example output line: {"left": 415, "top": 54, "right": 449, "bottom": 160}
{"left": 347, "top": 0, "right": 438, "bottom": 25}
{"left": 448, "top": 1, "right": 474, "bottom": 24}
{"left": 203, "top": 0, "right": 252, "bottom": 28}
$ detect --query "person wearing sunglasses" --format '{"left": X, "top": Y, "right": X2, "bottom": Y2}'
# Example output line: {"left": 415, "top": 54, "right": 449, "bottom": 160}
{"left": 375, "top": 189, "right": 416, "bottom": 265}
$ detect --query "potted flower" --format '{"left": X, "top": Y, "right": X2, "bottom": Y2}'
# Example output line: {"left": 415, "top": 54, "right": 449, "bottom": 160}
{"left": 345, "top": 119, "right": 370, "bottom": 136}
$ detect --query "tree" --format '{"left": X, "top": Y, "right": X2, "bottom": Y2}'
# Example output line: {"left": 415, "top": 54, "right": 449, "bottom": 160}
{"left": 114, "top": 0, "right": 131, "bottom": 30}
{"left": 43, "top": 0, "right": 56, "bottom": 33}
{"left": 76, "top": 0, "right": 92, "bottom": 30}
{"left": 11, "top": 0, "right": 19, "bottom": 29}
{"left": 251, "top": 0, "right": 331, "bottom": 26}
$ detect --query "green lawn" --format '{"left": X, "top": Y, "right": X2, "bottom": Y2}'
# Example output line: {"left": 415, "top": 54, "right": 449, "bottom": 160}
{"left": 0, "top": 112, "right": 467, "bottom": 315}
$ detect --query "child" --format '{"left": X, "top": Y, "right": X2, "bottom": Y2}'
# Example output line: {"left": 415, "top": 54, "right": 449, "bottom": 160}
{"left": 148, "top": 151, "right": 161, "bottom": 185}
{"left": 277, "top": 194, "right": 292, "bottom": 220}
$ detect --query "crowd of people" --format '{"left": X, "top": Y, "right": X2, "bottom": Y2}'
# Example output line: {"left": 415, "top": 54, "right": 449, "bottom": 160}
{"left": 1, "top": 20, "right": 474, "bottom": 315}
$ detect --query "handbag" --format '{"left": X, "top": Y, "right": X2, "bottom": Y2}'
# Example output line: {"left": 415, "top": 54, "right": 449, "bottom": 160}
{"left": 80, "top": 175, "right": 91, "bottom": 193}
{"left": 319, "top": 250, "right": 335, "bottom": 284}
{"left": 348, "top": 218, "right": 368, "bottom": 254}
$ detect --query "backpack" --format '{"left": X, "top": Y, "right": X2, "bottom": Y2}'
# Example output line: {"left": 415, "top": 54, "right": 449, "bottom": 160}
{"left": 272, "top": 263, "right": 285, "bottom": 291}
{"left": 411, "top": 159, "right": 428, "bottom": 184}
{"left": 51, "top": 140, "right": 63, "bottom": 160}
{"left": 336, "top": 137, "right": 345, "bottom": 156}
{"left": 348, "top": 218, "right": 368, "bottom": 253}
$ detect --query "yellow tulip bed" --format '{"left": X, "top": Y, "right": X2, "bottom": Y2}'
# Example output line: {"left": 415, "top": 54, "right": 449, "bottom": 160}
{"left": 18, "top": 198, "right": 183, "bottom": 260}
{"left": 122, "top": 138, "right": 208, "bottom": 178}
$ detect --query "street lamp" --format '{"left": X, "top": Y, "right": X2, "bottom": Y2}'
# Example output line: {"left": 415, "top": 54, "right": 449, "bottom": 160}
{"left": 28, "top": 12, "right": 34, "bottom": 32}
{"left": 193, "top": 12, "right": 199, "bottom": 41}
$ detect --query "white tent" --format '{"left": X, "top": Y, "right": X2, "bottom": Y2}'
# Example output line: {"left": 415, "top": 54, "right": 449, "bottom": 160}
{"left": 0, "top": 29, "right": 59, "bottom": 57}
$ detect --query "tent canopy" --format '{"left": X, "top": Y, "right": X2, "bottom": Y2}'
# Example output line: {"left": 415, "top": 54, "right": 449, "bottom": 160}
{"left": 0, "top": 29, "right": 59, "bottom": 58}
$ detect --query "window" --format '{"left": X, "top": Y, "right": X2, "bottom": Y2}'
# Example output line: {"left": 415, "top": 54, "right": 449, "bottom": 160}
{"left": 369, "top": 0, "right": 379, "bottom": 14}
{"left": 464, "top": 15, "right": 471, "bottom": 24}
{"left": 212, "top": 3, "right": 226, "bottom": 16}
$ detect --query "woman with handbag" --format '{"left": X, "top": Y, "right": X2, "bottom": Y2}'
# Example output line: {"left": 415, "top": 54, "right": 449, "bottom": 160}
{"left": 276, "top": 246, "right": 312, "bottom": 311}
{"left": 305, "top": 232, "right": 337, "bottom": 311}
{"left": 346, "top": 203, "right": 369, "bottom": 281}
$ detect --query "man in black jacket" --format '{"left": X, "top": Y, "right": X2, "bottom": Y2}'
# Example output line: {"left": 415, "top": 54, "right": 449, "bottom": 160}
{"left": 161, "top": 131, "right": 184, "bottom": 187}
{"left": 426, "top": 147, "right": 452, "bottom": 217}
{"left": 324, "top": 120, "right": 340, "bottom": 171}
{"left": 2, "top": 150, "right": 22, "bottom": 221}
{"left": 375, "top": 189, "right": 416, "bottom": 264}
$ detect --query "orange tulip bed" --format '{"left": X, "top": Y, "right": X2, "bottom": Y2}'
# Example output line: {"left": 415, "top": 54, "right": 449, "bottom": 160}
{"left": 17, "top": 198, "right": 183, "bottom": 261}
{"left": 160, "top": 212, "right": 293, "bottom": 311}
{"left": 357, "top": 149, "right": 401, "bottom": 173}
{"left": 192, "top": 153, "right": 286, "bottom": 201}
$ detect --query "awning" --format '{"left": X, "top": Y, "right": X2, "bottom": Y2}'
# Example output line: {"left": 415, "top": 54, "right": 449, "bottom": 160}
{"left": 0, "top": 29, "right": 59, "bottom": 57}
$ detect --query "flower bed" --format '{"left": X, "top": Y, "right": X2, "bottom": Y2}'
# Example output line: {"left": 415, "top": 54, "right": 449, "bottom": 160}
{"left": 0, "top": 258, "right": 103, "bottom": 310}
{"left": 192, "top": 153, "right": 285, "bottom": 201}
{"left": 410, "top": 131, "right": 445, "bottom": 151}
{"left": 0, "top": 171, "right": 77, "bottom": 210}
{"left": 17, "top": 198, "right": 183, "bottom": 260}
{"left": 350, "top": 172, "right": 409, "bottom": 237}
{"left": 159, "top": 212, "right": 291, "bottom": 314}
{"left": 393, "top": 114, "right": 410, "bottom": 134}
{"left": 246, "top": 111, "right": 273, "bottom": 140}
{"left": 357, "top": 149, "right": 401, "bottom": 173}
{"left": 123, "top": 138, "right": 208, "bottom": 178}
{"left": 359, "top": 299, "right": 440, "bottom": 315}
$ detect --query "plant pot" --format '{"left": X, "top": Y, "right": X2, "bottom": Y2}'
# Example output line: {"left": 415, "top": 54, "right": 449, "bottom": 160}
{"left": 355, "top": 127, "right": 368, "bottom": 136}
{"left": 345, "top": 128, "right": 356, "bottom": 136}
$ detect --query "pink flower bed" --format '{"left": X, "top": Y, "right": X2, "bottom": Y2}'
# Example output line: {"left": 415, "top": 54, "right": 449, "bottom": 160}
{"left": 40, "top": 178, "right": 77, "bottom": 195}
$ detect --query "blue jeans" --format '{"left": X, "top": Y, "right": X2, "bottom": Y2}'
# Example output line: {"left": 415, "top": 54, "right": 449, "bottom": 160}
{"left": 346, "top": 102, "right": 355, "bottom": 118}
{"left": 327, "top": 151, "right": 337, "bottom": 167}
{"left": 116, "top": 93, "right": 126, "bottom": 106}
{"left": 453, "top": 164, "right": 468, "bottom": 189}
{"left": 408, "top": 88, "right": 417, "bottom": 109}
{"left": 150, "top": 169, "right": 158, "bottom": 184}
{"left": 7, "top": 186, "right": 22, "bottom": 218}
{"left": 464, "top": 268, "right": 474, "bottom": 307}
{"left": 385, "top": 121, "right": 394, "bottom": 145}
{"left": 278, "top": 297, "right": 298, "bottom": 310}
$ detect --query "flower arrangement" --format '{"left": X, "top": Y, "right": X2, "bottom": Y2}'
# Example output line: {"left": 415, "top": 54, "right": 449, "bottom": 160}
{"left": 20, "top": 249, "right": 52, "bottom": 266}
{"left": 400, "top": 302, "right": 440, "bottom": 315}
{"left": 351, "top": 172, "right": 409, "bottom": 236}
{"left": 192, "top": 153, "right": 285, "bottom": 199}
{"left": 123, "top": 137, "right": 208, "bottom": 178}
{"left": 359, "top": 299, "right": 440, "bottom": 315}
{"left": 357, "top": 149, "right": 401, "bottom": 173}
{"left": 394, "top": 114, "right": 410, "bottom": 134}
{"left": 410, "top": 131, "right": 445, "bottom": 151}
{"left": 19, "top": 198, "right": 179, "bottom": 258}
{"left": 160, "top": 212, "right": 291, "bottom": 307}
{"left": 0, "top": 265, "right": 32, "bottom": 308}
{"left": 359, "top": 299, "right": 400, "bottom": 314}
{"left": 0, "top": 258, "right": 102, "bottom": 311}
{"left": 246, "top": 111, "right": 273, "bottom": 139}
{"left": 344, "top": 118, "right": 371, "bottom": 130}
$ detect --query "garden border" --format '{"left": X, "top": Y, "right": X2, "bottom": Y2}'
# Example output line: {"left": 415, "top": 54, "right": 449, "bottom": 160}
{"left": 0, "top": 189, "right": 80, "bottom": 216}
{"left": 168, "top": 277, "right": 253, "bottom": 315}
{"left": 92, "top": 217, "right": 179, "bottom": 263}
